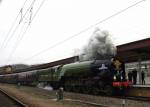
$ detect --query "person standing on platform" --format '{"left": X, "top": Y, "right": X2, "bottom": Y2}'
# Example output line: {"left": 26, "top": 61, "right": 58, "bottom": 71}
{"left": 141, "top": 71, "right": 145, "bottom": 85}
{"left": 128, "top": 71, "right": 133, "bottom": 83}
{"left": 132, "top": 69, "right": 137, "bottom": 84}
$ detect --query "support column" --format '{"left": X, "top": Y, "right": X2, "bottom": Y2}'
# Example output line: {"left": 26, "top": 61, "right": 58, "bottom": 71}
{"left": 138, "top": 55, "right": 142, "bottom": 84}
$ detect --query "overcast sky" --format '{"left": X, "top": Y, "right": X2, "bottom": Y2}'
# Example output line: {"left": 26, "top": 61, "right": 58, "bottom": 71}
{"left": 0, "top": 0, "right": 149, "bottom": 66}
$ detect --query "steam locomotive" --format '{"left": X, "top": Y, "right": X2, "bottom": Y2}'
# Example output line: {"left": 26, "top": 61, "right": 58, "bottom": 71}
{"left": 0, "top": 57, "right": 129, "bottom": 95}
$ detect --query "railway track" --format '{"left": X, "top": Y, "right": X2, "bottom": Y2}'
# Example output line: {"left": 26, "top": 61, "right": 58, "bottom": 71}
{"left": 64, "top": 98, "right": 109, "bottom": 107}
{"left": 0, "top": 88, "right": 28, "bottom": 107}
{"left": 0, "top": 84, "right": 150, "bottom": 107}
{"left": 123, "top": 96, "right": 150, "bottom": 102}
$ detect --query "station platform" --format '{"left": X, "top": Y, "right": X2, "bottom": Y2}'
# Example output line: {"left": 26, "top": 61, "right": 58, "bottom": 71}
{"left": 127, "top": 84, "right": 150, "bottom": 98}
{"left": 131, "top": 84, "right": 150, "bottom": 88}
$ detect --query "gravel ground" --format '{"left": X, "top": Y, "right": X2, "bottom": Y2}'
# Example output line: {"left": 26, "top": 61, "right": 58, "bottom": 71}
{"left": 0, "top": 91, "right": 22, "bottom": 107}
{"left": 0, "top": 83, "right": 150, "bottom": 107}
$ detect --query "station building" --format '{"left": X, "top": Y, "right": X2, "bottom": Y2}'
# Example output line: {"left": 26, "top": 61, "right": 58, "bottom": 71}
{"left": 117, "top": 38, "right": 150, "bottom": 84}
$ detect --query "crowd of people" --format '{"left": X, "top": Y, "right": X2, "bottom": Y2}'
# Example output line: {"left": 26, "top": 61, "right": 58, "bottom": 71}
{"left": 128, "top": 69, "right": 145, "bottom": 85}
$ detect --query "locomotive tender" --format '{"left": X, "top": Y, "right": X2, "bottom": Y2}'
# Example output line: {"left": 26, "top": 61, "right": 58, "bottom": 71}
{"left": 0, "top": 57, "right": 129, "bottom": 95}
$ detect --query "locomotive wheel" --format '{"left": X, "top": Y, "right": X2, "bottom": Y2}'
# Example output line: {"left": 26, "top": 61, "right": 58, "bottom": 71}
{"left": 64, "top": 85, "right": 72, "bottom": 92}
{"left": 72, "top": 86, "right": 78, "bottom": 92}
{"left": 76, "top": 86, "right": 83, "bottom": 93}
{"left": 104, "top": 85, "right": 113, "bottom": 96}
{"left": 82, "top": 86, "right": 91, "bottom": 94}
{"left": 92, "top": 87, "right": 99, "bottom": 95}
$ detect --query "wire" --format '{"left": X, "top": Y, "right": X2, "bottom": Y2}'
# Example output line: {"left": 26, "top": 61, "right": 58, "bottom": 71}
{"left": 6, "top": 0, "right": 46, "bottom": 64}
{"left": 0, "top": 0, "right": 28, "bottom": 51}
{"left": 19, "top": 0, "right": 146, "bottom": 63}
{"left": 2, "top": 0, "right": 36, "bottom": 51}
{"left": 6, "top": 0, "right": 37, "bottom": 63}
{"left": 31, "top": 0, "right": 46, "bottom": 22}
{"left": 0, "top": 0, "right": 27, "bottom": 49}
{"left": 6, "top": 18, "right": 29, "bottom": 64}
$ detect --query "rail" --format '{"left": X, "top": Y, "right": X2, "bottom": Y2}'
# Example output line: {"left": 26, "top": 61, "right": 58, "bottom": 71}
{"left": 0, "top": 88, "right": 28, "bottom": 107}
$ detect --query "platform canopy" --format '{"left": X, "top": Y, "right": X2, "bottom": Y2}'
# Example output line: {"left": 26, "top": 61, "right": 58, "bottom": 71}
{"left": 117, "top": 38, "right": 150, "bottom": 63}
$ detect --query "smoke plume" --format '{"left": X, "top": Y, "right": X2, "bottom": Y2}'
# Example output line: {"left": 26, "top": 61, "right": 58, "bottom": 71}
{"left": 79, "top": 28, "right": 116, "bottom": 61}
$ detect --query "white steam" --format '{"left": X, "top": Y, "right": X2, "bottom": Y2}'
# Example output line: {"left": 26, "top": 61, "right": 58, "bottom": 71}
{"left": 79, "top": 28, "right": 116, "bottom": 61}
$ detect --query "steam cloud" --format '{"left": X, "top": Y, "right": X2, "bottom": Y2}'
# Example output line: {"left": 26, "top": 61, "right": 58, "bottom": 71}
{"left": 79, "top": 28, "right": 116, "bottom": 61}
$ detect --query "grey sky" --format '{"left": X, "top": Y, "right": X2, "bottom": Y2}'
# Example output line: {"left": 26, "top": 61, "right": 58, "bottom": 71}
{"left": 0, "top": 0, "right": 149, "bottom": 66}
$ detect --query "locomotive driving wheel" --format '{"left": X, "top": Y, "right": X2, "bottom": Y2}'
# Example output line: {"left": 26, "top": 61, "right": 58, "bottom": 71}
{"left": 82, "top": 86, "right": 91, "bottom": 94}
{"left": 104, "top": 85, "right": 113, "bottom": 96}
{"left": 92, "top": 87, "right": 99, "bottom": 95}
{"left": 64, "top": 85, "right": 72, "bottom": 92}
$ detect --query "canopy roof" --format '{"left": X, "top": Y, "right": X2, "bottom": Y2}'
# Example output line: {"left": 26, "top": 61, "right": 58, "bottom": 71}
{"left": 117, "top": 38, "right": 150, "bottom": 62}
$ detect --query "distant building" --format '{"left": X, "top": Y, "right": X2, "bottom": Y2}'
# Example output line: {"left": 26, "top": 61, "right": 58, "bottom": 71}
{"left": 5, "top": 65, "right": 13, "bottom": 73}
